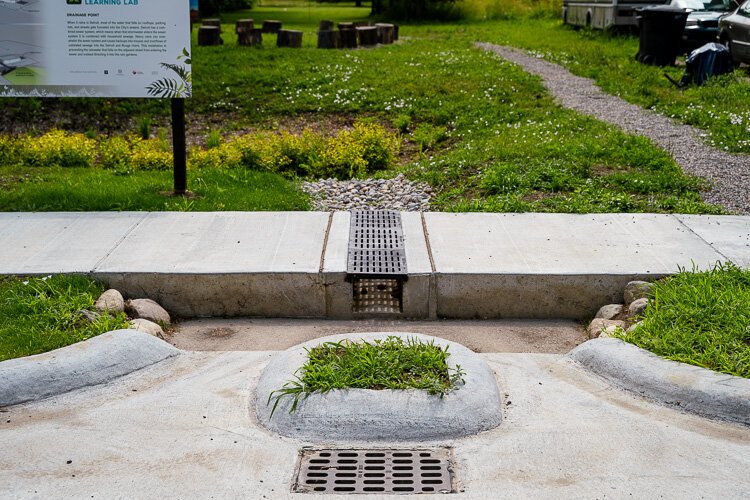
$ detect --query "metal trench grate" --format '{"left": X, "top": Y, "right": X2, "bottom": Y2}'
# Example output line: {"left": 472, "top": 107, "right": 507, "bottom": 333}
{"left": 347, "top": 210, "right": 406, "bottom": 276}
{"left": 294, "top": 448, "right": 455, "bottom": 494}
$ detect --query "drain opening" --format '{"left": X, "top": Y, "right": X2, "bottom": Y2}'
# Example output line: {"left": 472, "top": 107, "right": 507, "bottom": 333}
{"left": 352, "top": 278, "right": 403, "bottom": 314}
{"left": 294, "top": 448, "right": 455, "bottom": 494}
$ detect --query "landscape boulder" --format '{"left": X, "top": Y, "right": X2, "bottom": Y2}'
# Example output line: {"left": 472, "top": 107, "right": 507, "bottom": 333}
{"left": 129, "top": 318, "right": 165, "bottom": 339}
{"left": 624, "top": 281, "right": 653, "bottom": 305}
{"left": 594, "top": 303, "right": 624, "bottom": 321}
{"left": 126, "top": 299, "right": 171, "bottom": 326}
{"left": 587, "top": 318, "right": 626, "bottom": 339}
{"left": 628, "top": 298, "right": 649, "bottom": 318}
{"left": 94, "top": 289, "right": 125, "bottom": 315}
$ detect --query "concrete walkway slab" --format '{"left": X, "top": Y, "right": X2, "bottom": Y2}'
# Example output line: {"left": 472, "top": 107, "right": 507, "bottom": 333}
{"left": 1, "top": 349, "right": 747, "bottom": 498}
{"left": 676, "top": 215, "right": 750, "bottom": 268}
{"left": 0, "top": 212, "right": 146, "bottom": 274}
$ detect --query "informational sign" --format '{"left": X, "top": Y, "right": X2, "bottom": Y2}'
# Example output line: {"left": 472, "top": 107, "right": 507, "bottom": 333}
{"left": 0, "top": 0, "right": 191, "bottom": 98}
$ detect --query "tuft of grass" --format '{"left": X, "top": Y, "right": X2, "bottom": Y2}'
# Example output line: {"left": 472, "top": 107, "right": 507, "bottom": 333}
{"left": 618, "top": 263, "right": 750, "bottom": 378}
{"left": 0, "top": 275, "right": 129, "bottom": 362}
{"left": 268, "top": 336, "right": 465, "bottom": 415}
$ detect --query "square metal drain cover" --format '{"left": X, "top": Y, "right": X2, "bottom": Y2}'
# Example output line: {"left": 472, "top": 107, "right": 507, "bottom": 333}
{"left": 293, "top": 448, "right": 455, "bottom": 494}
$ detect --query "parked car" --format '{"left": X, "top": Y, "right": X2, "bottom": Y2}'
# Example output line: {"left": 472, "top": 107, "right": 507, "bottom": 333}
{"left": 671, "top": 0, "right": 735, "bottom": 52}
{"left": 719, "top": 0, "right": 750, "bottom": 64}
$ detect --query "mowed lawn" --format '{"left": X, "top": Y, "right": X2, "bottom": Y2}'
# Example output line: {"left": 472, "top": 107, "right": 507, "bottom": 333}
{"left": 0, "top": 2, "right": 743, "bottom": 213}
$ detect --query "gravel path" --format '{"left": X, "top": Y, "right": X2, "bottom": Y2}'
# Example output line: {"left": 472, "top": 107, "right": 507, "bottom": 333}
{"left": 478, "top": 42, "right": 750, "bottom": 215}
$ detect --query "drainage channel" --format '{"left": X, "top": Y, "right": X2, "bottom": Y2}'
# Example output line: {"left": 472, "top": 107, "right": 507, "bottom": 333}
{"left": 293, "top": 448, "right": 455, "bottom": 494}
{"left": 347, "top": 210, "right": 408, "bottom": 316}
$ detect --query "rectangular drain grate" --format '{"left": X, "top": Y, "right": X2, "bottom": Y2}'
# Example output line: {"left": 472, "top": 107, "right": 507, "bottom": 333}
{"left": 347, "top": 210, "right": 406, "bottom": 276}
{"left": 294, "top": 448, "right": 455, "bottom": 494}
{"left": 352, "top": 278, "right": 402, "bottom": 314}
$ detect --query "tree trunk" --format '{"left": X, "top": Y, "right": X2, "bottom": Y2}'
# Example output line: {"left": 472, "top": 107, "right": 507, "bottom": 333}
{"left": 238, "top": 29, "right": 263, "bottom": 47}
{"left": 339, "top": 28, "right": 357, "bottom": 49}
{"left": 317, "top": 30, "right": 340, "bottom": 49}
{"left": 277, "top": 29, "right": 303, "bottom": 48}
{"left": 319, "top": 20, "right": 334, "bottom": 31}
{"left": 262, "top": 20, "right": 282, "bottom": 33}
{"left": 235, "top": 19, "right": 254, "bottom": 34}
{"left": 375, "top": 23, "right": 395, "bottom": 45}
{"left": 197, "top": 26, "right": 223, "bottom": 46}
{"left": 202, "top": 18, "right": 222, "bottom": 32}
{"left": 356, "top": 26, "right": 378, "bottom": 47}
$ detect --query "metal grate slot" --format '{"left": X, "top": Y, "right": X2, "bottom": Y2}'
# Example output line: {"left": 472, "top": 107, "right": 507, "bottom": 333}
{"left": 294, "top": 448, "right": 455, "bottom": 495}
{"left": 347, "top": 210, "right": 407, "bottom": 276}
{"left": 348, "top": 249, "right": 406, "bottom": 275}
{"left": 352, "top": 278, "right": 402, "bottom": 314}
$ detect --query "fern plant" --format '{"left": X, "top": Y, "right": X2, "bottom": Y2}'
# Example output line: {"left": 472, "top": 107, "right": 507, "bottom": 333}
{"left": 146, "top": 48, "right": 192, "bottom": 98}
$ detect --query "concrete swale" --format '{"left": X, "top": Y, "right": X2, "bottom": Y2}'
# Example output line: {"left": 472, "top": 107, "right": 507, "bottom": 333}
{"left": 255, "top": 332, "right": 502, "bottom": 441}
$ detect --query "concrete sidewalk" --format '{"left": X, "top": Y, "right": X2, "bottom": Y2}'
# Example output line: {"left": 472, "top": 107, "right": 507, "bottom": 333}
{"left": 1, "top": 212, "right": 748, "bottom": 318}
{"left": 1, "top": 348, "right": 748, "bottom": 499}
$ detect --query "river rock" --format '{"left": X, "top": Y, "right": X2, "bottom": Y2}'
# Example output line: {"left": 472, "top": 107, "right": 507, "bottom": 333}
{"left": 94, "top": 289, "right": 125, "bottom": 314}
{"left": 587, "top": 318, "right": 626, "bottom": 339}
{"left": 628, "top": 298, "right": 649, "bottom": 318}
{"left": 126, "top": 299, "right": 171, "bottom": 326}
{"left": 624, "top": 281, "right": 653, "bottom": 305}
{"left": 129, "top": 318, "right": 165, "bottom": 339}
{"left": 594, "top": 303, "right": 624, "bottom": 320}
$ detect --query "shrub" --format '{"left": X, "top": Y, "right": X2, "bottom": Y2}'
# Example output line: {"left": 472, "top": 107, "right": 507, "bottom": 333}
{"left": 23, "top": 130, "right": 96, "bottom": 168}
{"left": 0, "top": 136, "right": 20, "bottom": 167}
{"left": 98, "top": 136, "right": 132, "bottom": 171}
{"left": 129, "top": 138, "right": 173, "bottom": 171}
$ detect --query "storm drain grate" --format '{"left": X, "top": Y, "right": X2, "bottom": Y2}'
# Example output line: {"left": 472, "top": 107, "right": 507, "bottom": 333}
{"left": 352, "top": 278, "right": 403, "bottom": 314}
{"left": 347, "top": 210, "right": 406, "bottom": 276}
{"left": 294, "top": 448, "right": 455, "bottom": 494}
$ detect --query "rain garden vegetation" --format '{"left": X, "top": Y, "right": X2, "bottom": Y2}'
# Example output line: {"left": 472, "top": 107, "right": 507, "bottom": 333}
{"left": 1, "top": 0, "right": 748, "bottom": 213}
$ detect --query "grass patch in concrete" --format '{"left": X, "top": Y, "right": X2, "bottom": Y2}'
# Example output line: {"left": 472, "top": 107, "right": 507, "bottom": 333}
{"left": 0, "top": 275, "right": 129, "bottom": 362}
{"left": 269, "top": 336, "right": 465, "bottom": 414}
{"left": 619, "top": 263, "right": 750, "bottom": 378}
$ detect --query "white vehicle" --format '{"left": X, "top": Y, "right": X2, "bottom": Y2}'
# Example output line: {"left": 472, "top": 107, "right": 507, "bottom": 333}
{"left": 563, "top": 0, "right": 671, "bottom": 28}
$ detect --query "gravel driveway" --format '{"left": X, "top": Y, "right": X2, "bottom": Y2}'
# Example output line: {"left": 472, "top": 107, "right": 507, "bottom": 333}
{"left": 478, "top": 42, "right": 750, "bottom": 215}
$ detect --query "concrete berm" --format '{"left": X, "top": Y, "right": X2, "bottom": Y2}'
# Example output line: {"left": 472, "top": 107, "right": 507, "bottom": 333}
{"left": 569, "top": 338, "right": 750, "bottom": 426}
{"left": 0, "top": 329, "right": 180, "bottom": 407}
{"left": 255, "top": 332, "right": 503, "bottom": 441}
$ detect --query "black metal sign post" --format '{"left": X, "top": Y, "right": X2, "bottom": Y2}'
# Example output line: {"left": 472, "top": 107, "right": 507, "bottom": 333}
{"left": 171, "top": 97, "right": 187, "bottom": 195}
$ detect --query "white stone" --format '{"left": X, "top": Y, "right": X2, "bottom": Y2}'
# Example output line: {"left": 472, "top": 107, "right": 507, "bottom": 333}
{"left": 95, "top": 289, "right": 125, "bottom": 314}
{"left": 628, "top": 298, "right": 649, "bottom": 318}
{"left": 126, "top": 299, "right": 171, "bottom": 326}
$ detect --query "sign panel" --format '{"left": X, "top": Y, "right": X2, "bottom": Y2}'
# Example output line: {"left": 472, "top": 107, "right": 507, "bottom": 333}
{"left": 0, "top": 0, "right": 191, "bottom": 98}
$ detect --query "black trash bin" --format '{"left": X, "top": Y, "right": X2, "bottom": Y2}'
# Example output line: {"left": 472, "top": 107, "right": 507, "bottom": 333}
{"left": 636, "top": 6, "right": 689, "bottom": 66}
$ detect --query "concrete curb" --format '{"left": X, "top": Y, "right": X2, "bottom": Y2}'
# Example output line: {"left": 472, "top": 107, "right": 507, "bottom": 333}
{"left": 568, "top": 338, "right": 750, "bottom": 426}
{"left": 0, "top": 330, "right": 180, "bottom": 407}
{"left": 255, "top": 332, "right": 503, "bottom": 441}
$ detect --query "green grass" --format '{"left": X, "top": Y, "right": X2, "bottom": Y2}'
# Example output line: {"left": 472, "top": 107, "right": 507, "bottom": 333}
{"left": 618, "top": 263, "right": 750, "bottom": 378}
{"left": 0, "top": 167, "right": 308, "bottom": 211}
{"left": 0, "top": 2, "right": 740, "bottom": 213}
{"left": 268, "top": 336, "right": 465, "bottom": 414}
{"left": 0, "top": 275, "right": 129, "bottom": 362}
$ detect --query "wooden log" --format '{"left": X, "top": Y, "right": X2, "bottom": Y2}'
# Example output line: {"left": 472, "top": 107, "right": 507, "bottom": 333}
{"left": 317, "top": 30, "right": 340, "bottom": 49}
{"left": 202, "top": 18, "right": 222, "bottom": 32}
{"left": 338, "top": 22, "right": 354, "bottom": 31}
{"left": 319, "top": 20, "right": 334, "bottom": 31}
{"left": 393, "top": 25, "right": 399, "bottom": 41}
{"left": 339, "top": 28, "right": 357, "bottom": 49}
{"left": 353, "top": 21, "right": 371, "bottom": 28}
{"left": 262, "top": 20, "right": 282, "bottom": 33}
{"left": 375, "top": 23, "right": 394, "bottom": 45}
{"left": 277, "top": 29, "right": 302, "bottom": 48}
{"left": 356, "top": 26, "right": 378, "bottom": 47}
{"left": 235, "top": 19, "right": 254, "bottom": 34}
{"left": 197, "top": 26, "right": 223, "bottom": 46}
{"left": 238, "top": 28, "right": 263, "bottom": 47}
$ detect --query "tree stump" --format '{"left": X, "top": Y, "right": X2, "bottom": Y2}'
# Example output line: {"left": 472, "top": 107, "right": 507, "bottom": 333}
{"left": 393, "top": 25, "right": 399, "bottom": 41}
{"left": 375, "top": 23, "right": 394, "bottom": 44}
{"left": 317, "top": 30, "right": 340, "bottom": 49}
{"left": 353, "top": 21, "right": 371, "bottom": 28}
{"left": 339, "top": 28, "right": 357, "bottom": 49}
{"left": 239, "top": 28, "right": 263, "bottom": 47}
{"left": 338, "top": 22, "right": 354, "bottom": 31}
{"left": 262, "top": 20, "right": 282, "bottom": 33}
{"left": 277, "top": 29, "right": 303, "bottom": 48}
{"left": 235, "top": 19, "right": 254, "bottom": 34}
{"left": 319, "top": 20, "right": 334, "bottom": 31}
{"left": 197, "top": 26, "right": 223, "bottom": 46}
{"left": 356, "top": 26, "right": 378, "bottom": 47}
{"left": 202, "top": 18, "right": 222, "bottom": 32}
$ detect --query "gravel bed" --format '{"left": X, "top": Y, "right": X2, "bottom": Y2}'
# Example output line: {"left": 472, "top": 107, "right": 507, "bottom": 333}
{"left": 300, "top": 174, "right": 432, "bottom": 211}
{"left": 478, "top": 42, "right": 750, "bottom": 215}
